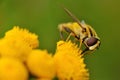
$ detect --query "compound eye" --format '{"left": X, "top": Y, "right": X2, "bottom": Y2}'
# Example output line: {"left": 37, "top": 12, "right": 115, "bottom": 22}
{"left": 86, "top": 37, "right": 98, "bottom": 46}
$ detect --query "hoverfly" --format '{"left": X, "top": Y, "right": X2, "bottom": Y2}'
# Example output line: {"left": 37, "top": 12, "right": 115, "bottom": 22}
{"left": 58, "top": 8, "right": 101, "bottom": 54}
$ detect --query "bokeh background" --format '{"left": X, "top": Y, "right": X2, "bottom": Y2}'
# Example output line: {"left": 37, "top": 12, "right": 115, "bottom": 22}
{"left": 0, "top": 0, "right": 120, "bottom": 80}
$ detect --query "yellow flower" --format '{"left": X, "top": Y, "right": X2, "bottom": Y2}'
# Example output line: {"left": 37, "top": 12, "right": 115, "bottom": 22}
{"left": 54, "top": 40, "right": 89, "bottom": 80}
{"left": 4, "top": 26, "right": 39, "bottom": 48}
{"left": 0, "top": 26, "right": 40, "bottom": 61}
{"left": 26, "top": 49, "right": 56, "bottom": 79}
{"left": 0, "top": 38, "right": 32, "bottom": 62}
{"left": 0, "top": 58, "right": 28, "bottom": 80}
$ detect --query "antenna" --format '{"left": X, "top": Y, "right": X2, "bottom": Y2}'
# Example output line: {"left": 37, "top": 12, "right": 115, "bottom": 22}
{"left": 63, "top": 7, "right": 85, "bottom": 30}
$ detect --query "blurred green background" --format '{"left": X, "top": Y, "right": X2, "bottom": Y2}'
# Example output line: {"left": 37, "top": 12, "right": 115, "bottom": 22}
{"left": 0, "top": 0, "right": 120, "bottom": 80}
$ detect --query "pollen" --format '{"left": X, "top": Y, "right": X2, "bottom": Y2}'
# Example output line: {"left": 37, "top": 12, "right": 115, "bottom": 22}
{"left": 54, "top": 40, "right": 89, "bottom": 80}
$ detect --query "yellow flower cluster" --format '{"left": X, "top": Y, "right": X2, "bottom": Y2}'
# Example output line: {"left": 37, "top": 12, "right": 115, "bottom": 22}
{"left": 0, "top": 26, "right": 89, "bottom": 80}
{"left": 54, "top": 41, "right": 89, "bottom": 80}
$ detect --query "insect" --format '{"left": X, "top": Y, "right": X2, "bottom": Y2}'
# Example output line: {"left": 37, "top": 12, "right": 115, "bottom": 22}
{"left": 58, "top": 8, "right": 101, "bottom": 54}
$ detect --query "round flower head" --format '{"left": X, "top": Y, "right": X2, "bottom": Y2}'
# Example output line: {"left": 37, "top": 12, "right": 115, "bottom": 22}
{"left": 0, "top": 38, "right": 32, "bottom": 62}
{"left": 0, "top": 58, "right": 28, "bottom": 80}
{"left": 4, "top": 26, "right": 39, "bottom": 48}
{"left": 54, "top": 40, "right": 89, "bottom": 80}
{"left": 26, "top": 49, "right": 56, "bottom": 79}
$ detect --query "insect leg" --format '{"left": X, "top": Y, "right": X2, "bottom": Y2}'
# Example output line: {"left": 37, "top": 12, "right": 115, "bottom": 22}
{"left": 79, "top": 39, "right": 83, "bottom": 49}
{"left": 81, "top": 47, "right": 89, "bottom": 55}
{"left": 66, "top": 33, "right": 72, "bottom": 41}
{"left": 59, "top": 31, "right": 64, "bottom": 40}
